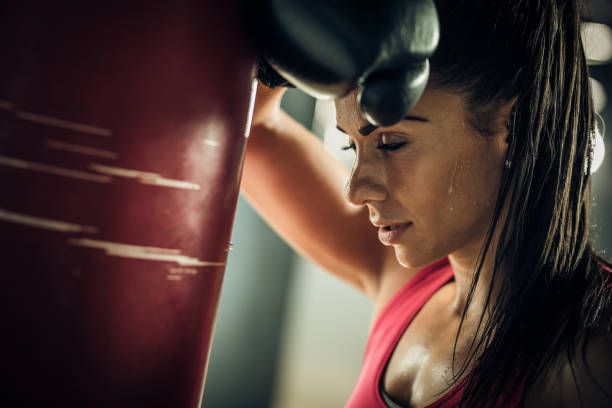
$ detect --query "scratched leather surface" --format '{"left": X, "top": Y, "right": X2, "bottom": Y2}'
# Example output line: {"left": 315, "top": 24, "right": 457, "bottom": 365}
{"left": 0, "top": 2, "right": 255, "bottom": 406}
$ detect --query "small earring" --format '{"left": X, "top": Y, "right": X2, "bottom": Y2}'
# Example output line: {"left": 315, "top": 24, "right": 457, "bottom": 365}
{"left": 505, "top": 160, "right": 512, "bottom": 169}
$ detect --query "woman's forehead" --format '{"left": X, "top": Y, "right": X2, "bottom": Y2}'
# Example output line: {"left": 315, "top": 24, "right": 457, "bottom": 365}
{"left": 335, "top": 89, "right": 368, "bottom": 127}
{"left": 335, "top": 86, "right": 465, "bottom": 130}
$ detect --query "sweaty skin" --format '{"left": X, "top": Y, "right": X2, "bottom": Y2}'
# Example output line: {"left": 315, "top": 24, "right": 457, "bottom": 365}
{"left": 335, "top": 86, "right": 511, "bottom": 406}
{"left": 336, "top": 86, "right": 509, "bottom": 304}
{"left": 244, "top": 83, "right": 612, "bottom": 407}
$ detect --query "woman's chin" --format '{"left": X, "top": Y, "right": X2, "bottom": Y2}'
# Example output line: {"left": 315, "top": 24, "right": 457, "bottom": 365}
{"left": 394, "top": 246, "right": 445, "bottom": 270}
{"left": 394, "top": 247, "right": 427, "bottom": 270}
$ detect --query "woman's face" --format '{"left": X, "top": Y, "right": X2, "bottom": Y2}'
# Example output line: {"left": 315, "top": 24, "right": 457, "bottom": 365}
{"left": 335, "top": 86, "right": 509, "bottom": 269}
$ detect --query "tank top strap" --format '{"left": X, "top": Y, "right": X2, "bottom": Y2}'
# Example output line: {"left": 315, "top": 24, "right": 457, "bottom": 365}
{"left": 346, "top": 258, "right": 455, "bottom": 408}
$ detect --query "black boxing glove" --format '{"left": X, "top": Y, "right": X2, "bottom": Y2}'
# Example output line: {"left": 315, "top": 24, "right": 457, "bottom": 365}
{"left": 256, "top": 58, "right": 294, "bottom": 89}
{"left": 244, "top": 0, "right": 439, "bottom": 126}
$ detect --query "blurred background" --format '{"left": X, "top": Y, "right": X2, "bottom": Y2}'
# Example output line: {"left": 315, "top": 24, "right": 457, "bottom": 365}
{"left": 203, "top": 2, "right": 612, "bottom": 407}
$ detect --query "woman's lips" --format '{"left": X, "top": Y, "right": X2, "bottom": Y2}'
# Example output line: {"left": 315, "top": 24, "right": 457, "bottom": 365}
{"left": 378, "top": 222, "right": 412, "bottom": 244}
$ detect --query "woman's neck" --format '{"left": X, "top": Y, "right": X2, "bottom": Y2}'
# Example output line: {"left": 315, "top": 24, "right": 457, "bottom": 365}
{"left": 448, "top": 243, "right": 502, "bottom": 319}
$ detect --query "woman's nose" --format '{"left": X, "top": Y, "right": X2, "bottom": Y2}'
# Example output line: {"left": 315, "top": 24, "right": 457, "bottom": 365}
{"left": 344, "top": 159, "right": 387, "bottom": 206}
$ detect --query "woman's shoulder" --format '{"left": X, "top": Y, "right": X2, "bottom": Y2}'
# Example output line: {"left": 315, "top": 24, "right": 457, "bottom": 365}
{"left": 524, "top": 311, "right": 612, "bottom": 407}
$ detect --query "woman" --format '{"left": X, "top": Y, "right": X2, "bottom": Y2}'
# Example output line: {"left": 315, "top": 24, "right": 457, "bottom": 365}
{"left": 242, "top": 0, "right": 612, "bottom": 406}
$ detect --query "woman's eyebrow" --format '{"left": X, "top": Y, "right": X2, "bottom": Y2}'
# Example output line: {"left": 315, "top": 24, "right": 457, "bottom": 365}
{"left": 335, "top": 115, "right": 429, "bottom": 136}
{"left": 404, "top": 115, "right": 429, "bottom": 123}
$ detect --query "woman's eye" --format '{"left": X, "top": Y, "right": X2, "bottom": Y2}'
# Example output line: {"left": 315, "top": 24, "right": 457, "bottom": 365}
{"left": 377, "top": 142, "right": 406, "bottom": 151}
{"left": 341, "top": 142, "right": 407, "bottom": 152}
{"left": 341, "top": 142, "right": 356, "bottom": 151}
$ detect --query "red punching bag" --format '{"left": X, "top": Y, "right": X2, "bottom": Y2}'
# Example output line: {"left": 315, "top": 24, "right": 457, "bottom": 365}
{"left": 0, "top": 1, "right": 255, "bottom": 406}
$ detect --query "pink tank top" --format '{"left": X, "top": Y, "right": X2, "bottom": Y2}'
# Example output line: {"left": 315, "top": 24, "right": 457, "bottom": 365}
{"left": 346, "top": 258, "right": 612, "bottom": 407}
{"left": 345, "top": 258, "right": 463, "bottom": 408}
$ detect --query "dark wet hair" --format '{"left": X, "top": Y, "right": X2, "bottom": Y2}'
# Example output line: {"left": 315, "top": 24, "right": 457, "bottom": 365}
{"left": 429, "top": 0, "right": 612, "bottom": 406}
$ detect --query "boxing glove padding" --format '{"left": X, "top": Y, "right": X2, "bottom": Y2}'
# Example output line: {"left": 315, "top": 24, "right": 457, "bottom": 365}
{"left": 249, "top": 0, "right": 377, "bottom": 98}
{"left": 359, "top": 61, "right": 430, "bottom": 127}
{"left": 257, "top": 58, "right": 294, "bottom": 89}
{"left": 246, "top": 0, "right": 439, "bottom": 126}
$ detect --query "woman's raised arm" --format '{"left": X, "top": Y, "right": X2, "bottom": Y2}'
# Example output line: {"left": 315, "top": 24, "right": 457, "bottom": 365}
{"left": 241, "top": 84, "right": 391, "bottom": 299}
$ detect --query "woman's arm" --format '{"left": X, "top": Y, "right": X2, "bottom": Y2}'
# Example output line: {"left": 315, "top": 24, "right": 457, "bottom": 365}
{"left": 241, "top": 84, "right": 393, "bottom": 299}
